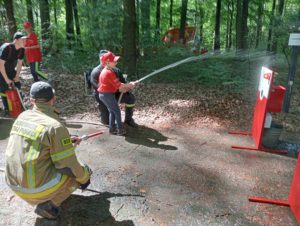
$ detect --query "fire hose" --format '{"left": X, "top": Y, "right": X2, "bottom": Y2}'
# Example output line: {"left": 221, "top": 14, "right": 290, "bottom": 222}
{"left": 117, "top": 53, "right": 211, "bottom": 104}
{"left": 73, "top": 131, "right": 103, "bottom": 143}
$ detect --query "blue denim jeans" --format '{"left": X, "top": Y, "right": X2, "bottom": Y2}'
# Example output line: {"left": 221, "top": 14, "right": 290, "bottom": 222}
{"left": 98, "top": 92, "right": 123, "bottom": 129}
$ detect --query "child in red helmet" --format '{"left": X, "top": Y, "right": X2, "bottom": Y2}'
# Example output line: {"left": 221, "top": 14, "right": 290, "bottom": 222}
{"left": 98, "top": 51, "right": 136, "bottom": 136}
{"left": 23, "top": 21, "right": 48, "bottom": 82}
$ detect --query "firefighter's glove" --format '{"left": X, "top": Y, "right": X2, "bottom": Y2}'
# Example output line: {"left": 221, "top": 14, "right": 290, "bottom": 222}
{"left": 71, "top": 135, "right": 81, "bottom": 145}
{"left": 79, "top": 179, "right": 90, "bottom": 190}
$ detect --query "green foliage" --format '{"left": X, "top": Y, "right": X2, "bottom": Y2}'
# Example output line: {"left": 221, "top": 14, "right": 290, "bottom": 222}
{"left": 0, "top": 0, "right": 298, "bottom": 80}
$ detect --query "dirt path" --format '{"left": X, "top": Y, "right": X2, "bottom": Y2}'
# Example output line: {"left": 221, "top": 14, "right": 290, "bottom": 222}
{"left": 0, "top": 118, "right": 298, "bottom": 226}
{"left": 0, "top": 68, "right": 299, "bottom": 225}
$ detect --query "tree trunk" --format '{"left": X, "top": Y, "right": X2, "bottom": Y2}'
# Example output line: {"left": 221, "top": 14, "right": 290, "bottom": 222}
{"left": 179, "top": 0, "right": 188, "bottom": 42}
{"left": 235, "top": 0, "right": 242, "bottom": 49}
{"left": 228, "top": 0, "right": 234, "bottom": 49}
{"left": 65, "top": 0, "right": 74, "bottom": 47}
{"left": 240, "top": 0, "right": 249, "bottom": 49}
{"left": 272, "top": 0, "right": 285, "bottom": 52}
{"left": 72, "top": 0, "right": 82, "bottom": 46}
{"left": 155, "top": 0, "right": 161, "bottom": 42}
{"left": 278, "top": 0, "right": 284, "bottom": 15}
{"left": 236, "top": 0, "right": 248, "bottom": 50}
{"left": 123, "top": 0, "right": 137, "bottom": 77}
{"left": 199, "top": 1, "right": 204, "bottom": 42}
{"left": 4, "top": 0, "right": 17, "bottom": 38}
{"left": 136, "top": 0, "right": 140, "bottom": 49}
{"left": 226, "top": 2, "right": 230, "bottom": 49}
{"left": 141, "top": 0, "right": 151, "bottom": 48}
{"left": 26, "top": 0, "right": 34, "bottom": 28}
{"left": 267, "top": 0, "right": 276, "bottom": 51}
{"left": 54, "top": 0, "right": 58, "bottom": 26}
{"left": 169, "top": 0, "right": 173, "bottom": 27}
{"left": 39, "top": 0, "right": 51, "bottom": 41}
{"left": 255, "top": 0, "right": 263, "bottom": 48}
{"left": 214, "top": 0, "right": 221, "bottom": 51}
{"left": 225, "top": 0, "right": 234, "bottom": 49}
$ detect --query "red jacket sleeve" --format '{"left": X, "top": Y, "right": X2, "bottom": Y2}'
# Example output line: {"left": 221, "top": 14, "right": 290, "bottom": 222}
{"left": 109, "top": 71, "right": 121, "bottom": 89}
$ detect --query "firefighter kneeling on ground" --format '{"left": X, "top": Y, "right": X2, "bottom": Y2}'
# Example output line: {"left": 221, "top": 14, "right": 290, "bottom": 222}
{"left": 90, "top": 49, "right": 138, "bottom": 128}
{"left": 5, "top": 81, "right": 92, "bottom": 219}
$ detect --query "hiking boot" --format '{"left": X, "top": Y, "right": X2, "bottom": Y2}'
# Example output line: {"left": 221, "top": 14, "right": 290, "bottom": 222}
{"left": 125, "top": 107, "right": 138, "bottom": 128}
{"left": 34, "top": 201, "right": 60, "bottom": 220}
{"left": 109, "top": 127, "right": 117, "bottom": 135}
{"left": 125, "top": 119, "right": 139, "bottom": 128}
{"left": 116, "top": 128, "right": 126, "bottom": 136}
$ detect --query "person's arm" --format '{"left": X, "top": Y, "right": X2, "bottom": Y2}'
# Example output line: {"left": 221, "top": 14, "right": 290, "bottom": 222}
{"left": 14, "top": 59, "right": 23, "bottom": 82}
{"left": 90, "top": 69, "right": 100, "bottom": 90}
{"left": 14, "top": 48, "right": 25, "bottom": 83}
{"left": 114, "top": 67, "right": 126, "bottom": 83}
{"left": 25, "top": 44, "right": 40, "bottom": 50}
{"left": 50, "top": 126, "right": 90, "bottom": 184}
{"left": 0, "top": 59, "right": 13, "bottom": 86}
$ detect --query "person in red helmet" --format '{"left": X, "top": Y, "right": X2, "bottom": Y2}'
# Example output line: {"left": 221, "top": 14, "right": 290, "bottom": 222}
{"left": 98, "top": 51, "right": 136, "bottom": 136}
{"left": 23, "top": 21, "right": 48, "bottom": 82}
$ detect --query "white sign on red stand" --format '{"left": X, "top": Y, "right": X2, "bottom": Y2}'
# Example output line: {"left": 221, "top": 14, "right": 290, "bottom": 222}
{"left": 228, "top": 67, "right": 286, "bottom": 154}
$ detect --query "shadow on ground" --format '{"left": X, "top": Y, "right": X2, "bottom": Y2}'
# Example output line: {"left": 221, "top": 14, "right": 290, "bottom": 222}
{"left": 34, "top": 192, "right": 135, "bottom": 226}
{"left": 125, "top": 125, "right": 177, "bottom": 150}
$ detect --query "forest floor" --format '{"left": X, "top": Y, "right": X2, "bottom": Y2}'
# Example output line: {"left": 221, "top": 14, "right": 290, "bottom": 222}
{"left": 0, "top": 61, "right": 300, "bottom": 225}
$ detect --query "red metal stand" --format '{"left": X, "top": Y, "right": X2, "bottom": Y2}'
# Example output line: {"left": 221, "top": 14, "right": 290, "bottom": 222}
{"left": 248, "top": 197, "right": 290, "bottom": 206}
{"left": 249, "top": 156, "right": 300, "bottom": 224}
{"left": 231, "top": 145, "right": 288, "bottom": 154}
{"left": 228, "top": 131, "right": 251, "bottom": 136}
{"left": 229, "top": 67, "right": 287, "bottom": 155}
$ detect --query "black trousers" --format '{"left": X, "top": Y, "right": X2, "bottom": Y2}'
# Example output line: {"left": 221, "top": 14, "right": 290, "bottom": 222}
{"left": 94, "top": 91, "right": 135, "bottom": 124}
{"left": 29, "top": 62, "right": 48, "bottom": 81}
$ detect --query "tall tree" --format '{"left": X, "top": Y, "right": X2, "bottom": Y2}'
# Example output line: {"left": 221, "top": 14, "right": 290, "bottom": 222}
{"left": 141, "top": 0, "right": 151, "bottom": 48}
{"left": 4, "top": 0, "right": 17, "bottom": 38}
{"left": 236, "top": 0, "right": 242, "bottom": 49}
{"left": 169, "top": 0, "right": 173, "bottom": 27}
{"left": 155, "top": 0, "right": 161, "bottom": 42}
{"left": 236, "top": 0, "right": 249, "bottom": 49}
{"left": 226, "top": 0, "right": 234, "bottom": 49}
{"left": 39, "top": 0, "right": 51, "bottom": 41}
{"left": 136, "top": 0, "right": 140, "bottom": 49}
{"left": 214, "top": 0, "right": 221, "bottom": 50}
{"left": 26, "top": 0, "right": 34, "bottom": 28}
{"left": 199, "top": 1, "right": 204, "bottom": 42}
{"left": 65, "top": 0, "right": 74, "bottom": 46}
{"left": 179, "top": 0, "right": 188, "bottom": 42}
{"left": 123, "top": 0, "right": 137, "bottom": 76}
{"left": 272, "top": 0, "right": 285, "bottom": 52}
{"left": 54, "top": 0, "right": 58, "bottom": 27}
{"left": 267, "top": 0, "right": 276, "bottom": 51}
{"left": 255, "top": 0, "right": 264, "bottom": 48}
{"left": 72, "top": 0, "right": 82, "bottom": 46}
{"left": 240, "top": 0, "right": 249, "bottom": 49}
{"left": 228, "top": 0, "right": 234, "bottom": 49}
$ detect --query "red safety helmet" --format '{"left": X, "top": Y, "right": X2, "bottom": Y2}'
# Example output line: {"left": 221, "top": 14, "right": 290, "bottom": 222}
{"left": 23, "top": 21, "right": 32, "bottom": 29}
{"left": 101, "top": 52, "right": 120, "bottom": 65}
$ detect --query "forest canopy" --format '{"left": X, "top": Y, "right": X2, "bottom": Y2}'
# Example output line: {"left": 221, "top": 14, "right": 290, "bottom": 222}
{"left": 0, "top": 0, "right": 299, "bottom": 74}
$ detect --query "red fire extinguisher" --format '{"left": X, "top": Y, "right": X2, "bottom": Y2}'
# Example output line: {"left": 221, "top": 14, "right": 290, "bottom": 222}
{"left": 5, "top": 88, "right": 23, "bottom": 118}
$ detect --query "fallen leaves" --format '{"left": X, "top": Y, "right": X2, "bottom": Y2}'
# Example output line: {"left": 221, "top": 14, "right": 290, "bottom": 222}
{"left": 19, "top": 67, "right": 300, "bottom": 133}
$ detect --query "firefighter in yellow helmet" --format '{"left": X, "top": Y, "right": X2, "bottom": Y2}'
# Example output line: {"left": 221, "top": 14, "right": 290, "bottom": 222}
{"left": 5, "top": 81, "right": 91, "bottom": 219}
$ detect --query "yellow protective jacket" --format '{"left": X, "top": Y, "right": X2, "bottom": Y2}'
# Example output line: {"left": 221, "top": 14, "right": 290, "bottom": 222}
{"left": 5, "top": 103, "right": 90, "bottom": 199}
